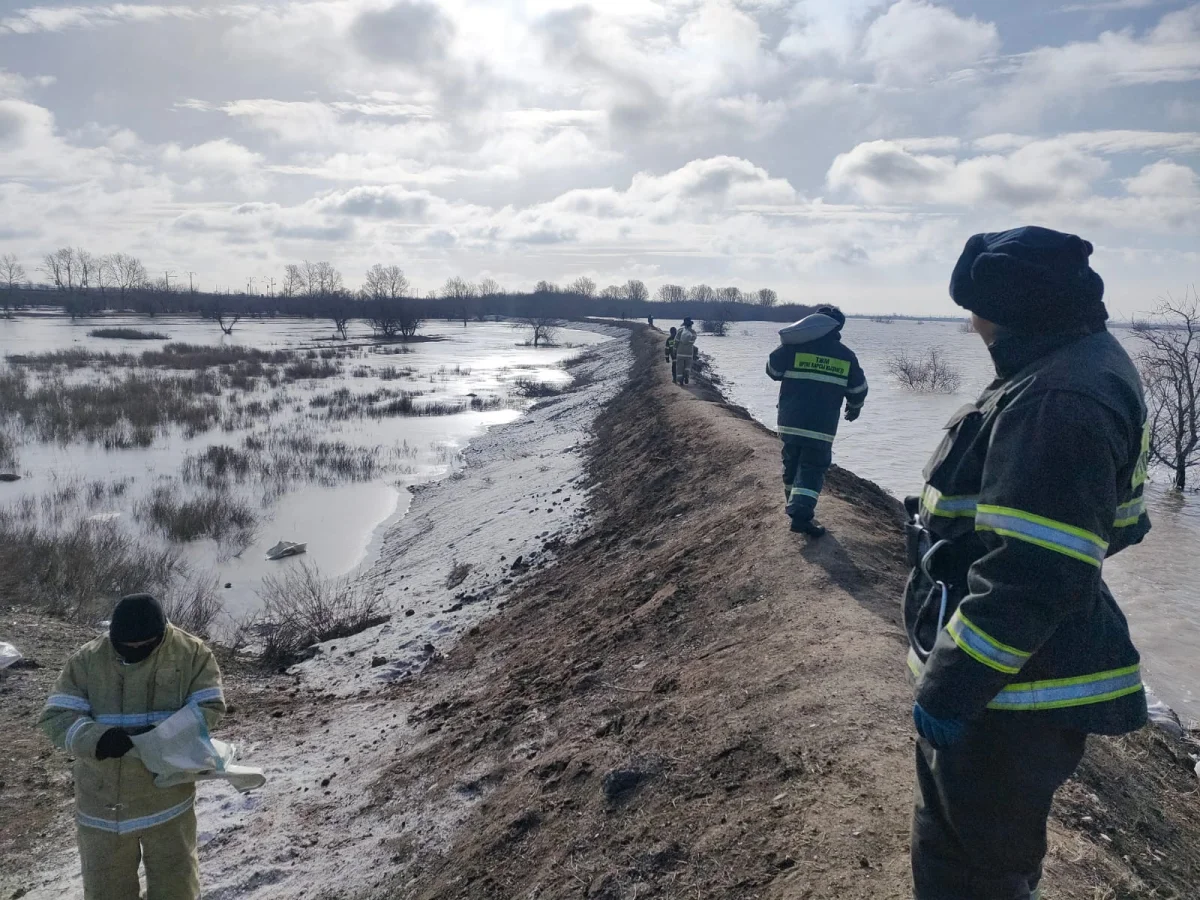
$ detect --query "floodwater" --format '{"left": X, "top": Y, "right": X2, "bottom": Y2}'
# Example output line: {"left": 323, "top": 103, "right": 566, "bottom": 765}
{"left": 0, "top": 314, "right": 607, "bottom": 620}
{"left": 702, "top": 319, "right": 1200, "bottom": 719}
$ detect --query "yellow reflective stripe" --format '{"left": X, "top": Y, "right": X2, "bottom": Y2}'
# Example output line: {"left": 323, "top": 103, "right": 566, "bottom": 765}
{"left": 792, "top": 352, "right": 851, "bottom": 378}
{"left": 946, "top": 608, "right": 1030, "bottom": 675}
{"left": 920, "top": 485, "right": 978, "bottom": 519}
{"left": 783, "top": 371, "right": 849, "bottom": 386}
{"left": 907, "top": 647, "right": 923, "bottom": 678}
{"left": 1132, "top": 420, "right": 1150, "bottom": 489}
{"left": 1114, "top": 496, "right": 1145, "bottom": 529}
{"left": 975, "top": 504, "right": 1108, "bottom": 567}
{"left": 777, "top": 425, "right": 835, "bottom": 442}
{"left": 987, "top": 665, "right": 1143, "bottom": 711}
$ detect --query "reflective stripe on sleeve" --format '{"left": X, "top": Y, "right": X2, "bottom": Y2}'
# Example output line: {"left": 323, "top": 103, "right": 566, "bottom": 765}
{"left": 987, "top": 665, "right": 1143, "bottom": 711}
{"left": 783, "top": 371, "right": 848, "bottom": 387}
{"left": 1114, "top": 497, "right": 1146, "bottom": 528}
{"left": 46, "top": 693, "right": 92, "bottom": 713}
{"left": 77, "top": 796, "right": 195, "bottom": 835}
{"left": 186, "top": 687, "right": 224, "bottom": 706}
{"left": 65, "top": 718, "right": 91, "bottom": 753}
{"left": 846, "top": 381, "right": 868, "bottom": 395}
{"left": 905, "top": 650, "right": 1142, "bottom": 712}
{"left": 95, "top": 711, "right": 176, "bottom": 728}
{"left": 920, "top": 485, "right": 978, "bottom": 519}
{"left": 766, "top": 363, "right": 784, "bottom": 378}
{"left": 946, "top": 608, "right": 1031, "bottom": 675}
{"left": 975, "top": 504, "right": 1108, "bottom": 567}
{"left": 777, "top": 425, "right": 835, "bottom": 442}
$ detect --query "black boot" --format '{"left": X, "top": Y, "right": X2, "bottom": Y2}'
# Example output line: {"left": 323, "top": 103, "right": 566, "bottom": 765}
{"left": 790, "top": 518, "right": 826, "bottom": 538}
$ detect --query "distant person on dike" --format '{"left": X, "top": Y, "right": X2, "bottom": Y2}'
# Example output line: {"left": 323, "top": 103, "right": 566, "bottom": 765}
{"left": 40, "top": 594, "right": 225, "bottom": 900}
{"left": 666, "top": 327, "right": 678, "bottom": 380}
{"left": 904, "top": 226, "right": 1151, "bottom": 900}
{"left": 674, "top": 318, "right": 697, "bottom": 384}
{"left": 765, "top": 305, "right": 867, "bottom": 537}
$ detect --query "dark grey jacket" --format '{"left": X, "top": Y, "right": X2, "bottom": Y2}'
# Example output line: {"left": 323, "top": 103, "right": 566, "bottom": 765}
{"left": 906, "top": 328, "right": 1151, "bottom": 734}
{"left": 767, "top": 331, "right": 867, "bottom": 445}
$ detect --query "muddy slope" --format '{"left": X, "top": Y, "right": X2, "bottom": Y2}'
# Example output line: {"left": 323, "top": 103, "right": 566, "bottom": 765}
{"left": 362, "top": 325, "right": 1200, "bottom": 900}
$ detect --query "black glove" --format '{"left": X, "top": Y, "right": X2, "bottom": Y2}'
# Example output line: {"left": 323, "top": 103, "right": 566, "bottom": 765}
{"left": 844, "top": 406, "right": 861, "bottom": 423}
{"left": 96, "top": 728, "right": 134, "bottom": 760}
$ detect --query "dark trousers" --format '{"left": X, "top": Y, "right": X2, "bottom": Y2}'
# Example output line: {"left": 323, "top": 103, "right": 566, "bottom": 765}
{"left": 781, "top": 439, "right": 832, "bottom": 523}
{"left": 912, "top": 718, "right": 1087, "bottom": 900}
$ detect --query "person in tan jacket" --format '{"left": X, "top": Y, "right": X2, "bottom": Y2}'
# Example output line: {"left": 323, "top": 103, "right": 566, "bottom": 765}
{"left": 40, "top": 594, "right": 225, "bottom": 900}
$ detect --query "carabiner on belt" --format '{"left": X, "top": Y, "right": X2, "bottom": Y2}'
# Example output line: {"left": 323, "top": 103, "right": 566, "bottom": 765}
{"left": 912, "top": 540, "right": 951, "bottom": 659}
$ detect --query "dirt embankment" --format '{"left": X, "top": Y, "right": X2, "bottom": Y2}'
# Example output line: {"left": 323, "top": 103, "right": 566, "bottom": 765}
{"left": 359, "top": 326, "right": 1200, "bottom": 899}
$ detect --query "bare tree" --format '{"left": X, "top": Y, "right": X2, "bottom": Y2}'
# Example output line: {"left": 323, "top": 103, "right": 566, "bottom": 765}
{"left": 477, "top": 277, "right": 501, "bottom": 298}
{"left": 600, "top": 285, "right": 624, "bottom": 300}
{"left": 701, "top": 305, "right": 732, "bottom": 336}
{"left": 625, "top": 279, "right": 648, "bottom": 303}
{"left": 75, "top": 248, "right": 97, "bottom": 292}
{"left": 1, "top": 253, "right": 26, "bottom": 315}
{"left": 281, "top": 264, "right": 305, "bottom": 298}
{"left": 516, "top": 316, "right": 559, "bottom": 348}
{"left": 41, "top": 247, "right": 76, "bottom": 292}
{"left": 107, "top": 253, "right": 149, "bottom": 303}
{"left": 534, "top": 280, "right": 559, "bottom": 294}
{"left": 657, "top": 284, "right": 686, "bottom": 303}
{"left": 888, "top": 348, "right": 961, "bottom": 393}
{"left": 442, "top": 276, "right": 477, "bottom": 326}
{"left": 717, "top": 286, "right": 742, "bottom": 304}
{"left": 689, "top": 284, "right": 716, "bottom": 303}
{"left": 212, "top": 306, "right": 241, "bottom": 336}
{"left": 363, "top": 263, "right": 411, "bottom": 301}
{"left": 567, "top": 276, "right": 597, "bottom": 298}
{"left": 757, "top": 288, "right": 778, "bottom": 308}
{"left": 1136, "top": 291, "right": 1200, "bottom": 490}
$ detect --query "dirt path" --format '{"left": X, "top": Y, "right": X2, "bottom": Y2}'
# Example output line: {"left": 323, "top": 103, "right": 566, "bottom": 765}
{"left": 356, "top": 326, "right": 1200, "bottom": 899}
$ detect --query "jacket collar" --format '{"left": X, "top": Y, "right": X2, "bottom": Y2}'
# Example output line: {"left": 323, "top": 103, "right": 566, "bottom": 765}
{"left": 987, "top": 326, "right": 1102, "bottom": 380}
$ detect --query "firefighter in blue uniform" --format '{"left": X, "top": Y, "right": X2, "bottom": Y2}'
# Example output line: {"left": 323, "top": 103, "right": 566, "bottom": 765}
{"left": 904, "top": 227, "right": 1151, "bottom": 899}
{"left": 766, "top": 306, "right": 867, "bottom": 537}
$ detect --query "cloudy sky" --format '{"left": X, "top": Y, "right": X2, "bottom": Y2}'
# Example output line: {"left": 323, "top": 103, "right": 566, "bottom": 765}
{"left": 1, "top": 0, "right": 1198, "bottom": 315}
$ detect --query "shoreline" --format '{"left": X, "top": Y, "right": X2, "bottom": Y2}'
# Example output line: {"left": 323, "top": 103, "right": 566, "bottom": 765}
{"left": 4, "top": 324, "right": 1200, "bottom": 899}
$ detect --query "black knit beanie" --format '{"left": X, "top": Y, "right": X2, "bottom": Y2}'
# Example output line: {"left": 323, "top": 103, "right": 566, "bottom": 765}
{"left": 949, "top": 226, "right": 1107, "bottom": 333}
{"left": 110, "top": 594, "right": 167, "bottom": 645}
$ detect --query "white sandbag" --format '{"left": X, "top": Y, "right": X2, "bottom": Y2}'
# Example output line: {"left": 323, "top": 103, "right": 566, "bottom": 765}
{"left": 0, "top": 642, "right": 21, "bottom": 670}
{"left": 779, "top": 313, "right": 840, "bottom": 346}
{"left": 131, "top": 704, "right": 265, "bottom": 793}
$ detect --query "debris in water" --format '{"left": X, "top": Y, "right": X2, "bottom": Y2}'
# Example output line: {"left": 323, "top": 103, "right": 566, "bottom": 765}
{"left": 266, "top": 540, "right": 307, "bottom": 560}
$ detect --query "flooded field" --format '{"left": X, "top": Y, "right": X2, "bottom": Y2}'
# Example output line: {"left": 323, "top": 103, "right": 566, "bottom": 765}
{"left": 0, "top": 314, "right": 608, "bottom": 627}
{"left": 702, "top": 318, "right": 1200, "bottom": 719}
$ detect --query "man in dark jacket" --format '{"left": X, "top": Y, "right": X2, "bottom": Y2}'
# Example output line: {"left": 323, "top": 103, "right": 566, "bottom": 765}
{"left": 904, "top": 227, "right": 1151, "bottom": 900}
{"left": 766, "top": 305, "right": 867, "bottom": 537}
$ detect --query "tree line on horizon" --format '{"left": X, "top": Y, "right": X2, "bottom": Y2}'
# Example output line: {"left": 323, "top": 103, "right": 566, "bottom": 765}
{"left": 0, "top": 248, "right": 814, "bottom": 332}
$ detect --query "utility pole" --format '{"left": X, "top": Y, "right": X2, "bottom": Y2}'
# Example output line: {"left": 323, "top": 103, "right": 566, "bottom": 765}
{"left": 187, "top": 272, "right": 197, "bottom": 294}
{"left": 164, "top": 271, "right": 175, "bottom": 292}
{"left": 247, "top": 277, "right": 256, "bottom": 295}
{"left": 264, "top": 277, "right": 276, "bottom": 297}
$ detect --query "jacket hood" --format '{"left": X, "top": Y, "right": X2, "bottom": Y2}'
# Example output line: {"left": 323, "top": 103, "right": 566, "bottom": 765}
{"left": 780, "top": 313, "right": 841, "bottom": 346}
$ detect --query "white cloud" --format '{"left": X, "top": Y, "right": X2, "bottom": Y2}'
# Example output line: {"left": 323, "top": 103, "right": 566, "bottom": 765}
{"left": 778, "top": 0, "right": 889, "bottom": 62}
{"left": 862, "top": 0, "right": 999, "bottom": 84}
{"left": 980, "top": 5, "right": 1200, "bottom": 128}
{"left": 1124, "top": 159, "right": 1200, "bottom": 196}
{"left": 0, "top": 3, "right": 263, "bottom": 35}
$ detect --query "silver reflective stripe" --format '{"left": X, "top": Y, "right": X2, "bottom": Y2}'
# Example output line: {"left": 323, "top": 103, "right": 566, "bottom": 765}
{"left": 77, "top": 796, "right": 195, "bottom": 835}
{"left": 846, "top": 381, "right": 868, "bottom": 395}
{"left": 766, "top": 363, "right": 784, "bottom": 378}
{"left": 46, "top": 693, "right": 92, "bottom": 713}
{"left": 777, "top": 425, "right": 835, "bottom": 442}
{"left": 790, "top": 487, "right": 820, "bottom": 500}
{"left": 976, "top": 505, "right": 1108, "bottom": 567}
{"left": 65, "top": 718, "right": 91, "bottom": 752}
{"left": 1114, "top": 497, "right": 1145, "bottom": 528}
{"left": 783, "top": 371, "right": 848, "bottom": 387}
{"left": 987, "top": 666, "right": 1143, "bottom": 711}
{"left": 920, "top": 485, "right": 978, "bottom": 519}
{"left": 946, "top": 609, "right": 1030, "bottom": 675}
{"left": 95, "top": 711, "right": 175, "bottom": 728}
{"left": 186, "top": 687, "right": 224, "bottom": 705}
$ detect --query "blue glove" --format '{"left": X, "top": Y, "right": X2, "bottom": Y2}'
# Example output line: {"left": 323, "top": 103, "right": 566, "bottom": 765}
{"left": 912, "top": 703, "right": 967, "bottom": 749}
